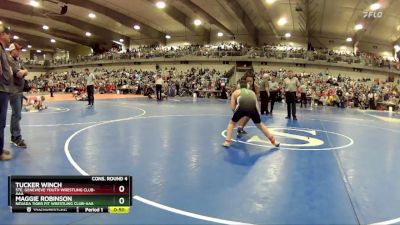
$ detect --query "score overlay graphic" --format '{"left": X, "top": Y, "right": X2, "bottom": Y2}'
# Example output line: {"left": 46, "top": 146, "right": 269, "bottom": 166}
{"left": 8, "top": 176, "right": 132, "bottom": 213}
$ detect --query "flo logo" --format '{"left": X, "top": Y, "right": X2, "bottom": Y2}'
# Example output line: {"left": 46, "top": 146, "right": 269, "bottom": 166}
{"left": 363, "top": 11, "right": 383, "bottom": 18}
{"left": 221, "top": 127, "right": 354, "bottom": 151}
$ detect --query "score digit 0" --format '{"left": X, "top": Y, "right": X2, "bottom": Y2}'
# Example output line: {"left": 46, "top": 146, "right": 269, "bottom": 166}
{"left": 119, "top": 185, "right": 125, "bottom": 193}
{"left": 119, "top": 197, "right": 125, "bottom": 205}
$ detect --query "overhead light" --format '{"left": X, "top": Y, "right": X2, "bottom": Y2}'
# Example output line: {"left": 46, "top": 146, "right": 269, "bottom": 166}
{"left": 36, "top": 50, "right": 41, "bottom": 53}
{"left": 43, "top": 25, "right": 49, "bottom": 30}
{"left": 156, "top": 1, "right": 166, "bottom": 9}
{"left": 85, "top": 32, "right": 92, "bottom": 37}
{"left": 0, "top": 21, "right": 2, "bottom": 25}
{"left": 30, "top": 0, "right": 39, "bottom": 7}
{"left": 370, "top": 2, "right": 381, "bottom": 11}
{"left": 277, "top": 17, "right": 287, "bottom": 26}
{"left": 266, "top": 0, "right": 276, "bottom": 4}
{"left": 112, "top": 40, "right": 123, "bottom": 45}
{"left": 394, "top": 45, "right": 400, "bottom": 50}
{"left": 119, "top": 38, "right": 124, "bottom": 43}
{"left": 22, "top": 49, "right": 27, "bottom": 52}
{"left": 194, "top": 19, "right": 202, "bottom": 26}
{"left": 285, "top": 32, "right": 291, "bottom": 38}
{"left": 355, "top": 24, "right": 363, "bottom": 30}
{"left": 13, "top": 35, "right": 19, "bottom": 40}
{"left": 346, "top": 37, "right": 353, "bottom": 42}
{"left": 165, "top": 34, "right": 171, "bottom": 39}
{"left": 133, "top": 25, "right": 141, "bottom": 30}
{"left": 27, "top": 45, "right": 32, "bottom": 48}
{"left": 88, "top": 13, "right": 96, "bottom": 18}
{"left": 217, "top": 32, "right": 223, "bottom": 37}
{"left": 50, "top": 39, "right": 56, "bottom": 43}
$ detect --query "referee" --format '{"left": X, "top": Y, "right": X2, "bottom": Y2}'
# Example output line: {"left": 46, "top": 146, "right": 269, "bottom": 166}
{"left": 259, "top": 73, "right": 270, "bottom": 115}
{"left": 84, "top": 68, "right": 96, "bottom": 107}
{"left": 283, "top": 70, "right": 300, "bottom": 120}
{"left": 155, "top": 74, "right": 163, "bottom": 100}
{"left": 269, "top": 75, "right": 279, "bottom": 114}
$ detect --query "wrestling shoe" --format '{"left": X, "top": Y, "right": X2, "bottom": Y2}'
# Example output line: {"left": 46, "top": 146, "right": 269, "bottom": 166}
{"left": 237, "top": 128, "right": 247, "bottom": 138}
{"left": 11, "top": 138, "right": 27, "bottom": 149}
{"left": 222, "top": 140, "right": 231, "bottom": 147}
{"left": 269, "top": 137, "right": 280, "bottom": 148}
{"left": 237, "top": 127, "right": 248, "bottom": 134}
{"left": 0, "top": 152, "right": 12, "bottom": 161}
{"left": 237, "top": 128, "right": 242, "bottom": 138}
{"left": 2, "top": 150, "right": 10, "bottom": 155}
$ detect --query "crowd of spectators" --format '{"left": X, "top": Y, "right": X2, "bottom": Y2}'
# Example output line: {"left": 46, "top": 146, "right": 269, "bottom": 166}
{"left": 27, "top": 64, "right": 400, "bottom": 111}
{"left": 251, "top": 45, "right": 399, "bottom": 70}
{"left": 26, "top": 43, "right": 399, "bottom": 71}
{"left": 252, "top": 69, "right": 400, "bottom": 111}
{"left": 28, "top": 67, "right": 227, "bottom": 98}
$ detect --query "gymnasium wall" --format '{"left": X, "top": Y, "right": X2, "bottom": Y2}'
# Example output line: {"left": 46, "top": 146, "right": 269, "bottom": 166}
{"left": 165, "top": 35, "right": 207, "bottom": 46}
{"left": 257, "top": 33, "right": 307, "bottom": 48}
{"left": 128, "top": 30, "right": 304, "bottom": 48}
{"left": 316, "top": 34, "right": 395, "bottom": 59}
{"left": 69, "top": 46, "right": 93, "bottom": 59}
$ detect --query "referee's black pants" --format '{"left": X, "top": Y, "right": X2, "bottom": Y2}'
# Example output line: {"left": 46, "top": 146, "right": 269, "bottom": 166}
{"left": 285, "top": 91, "right": 297, "bottom": 118}
{"left": 87, "top": 85, "right": 94, "bottom": 105}
{"left": 156, "top": 84, "right": 162, "bottom": 100}
{"left": 300, "top": 93, "right": 307, "bottom": 108}
{"left": 260, "top": 91, "right": 269, "bottom": 114}
{"left": 270, "top": 91, "right": 277, "bottom": 113}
